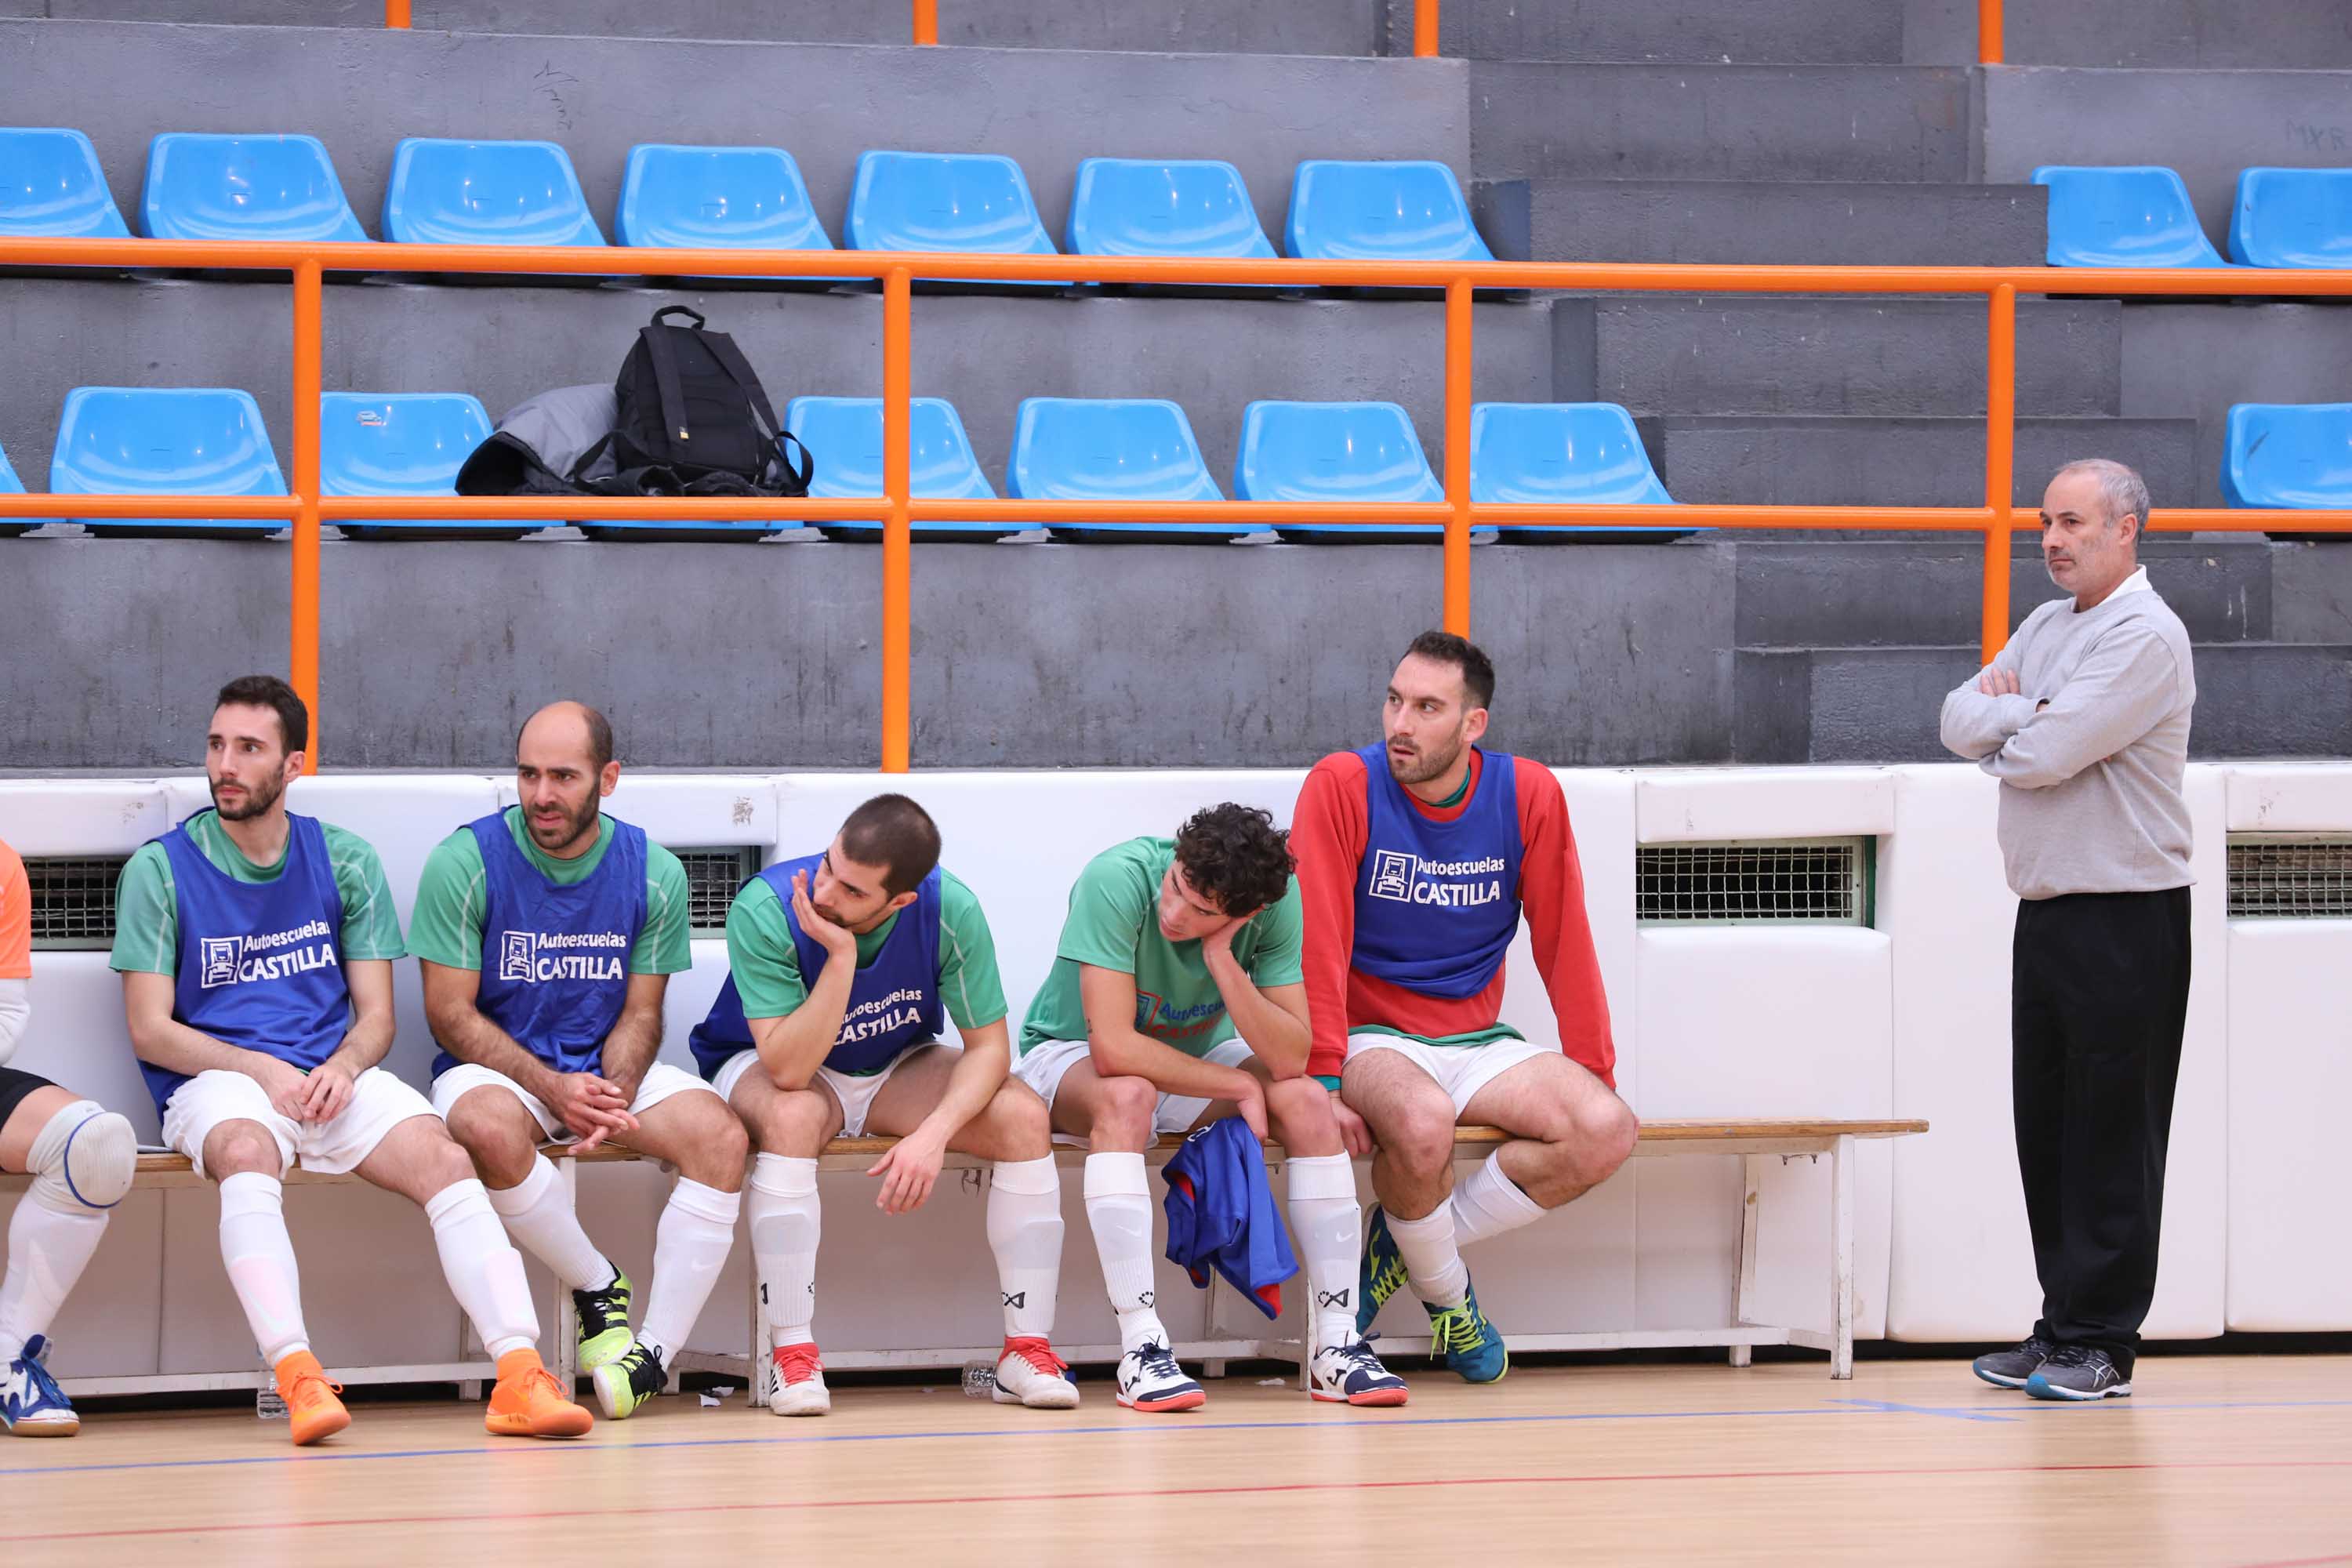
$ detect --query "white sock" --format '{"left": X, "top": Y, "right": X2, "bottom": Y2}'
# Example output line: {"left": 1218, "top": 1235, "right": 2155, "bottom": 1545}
{"left": 218, "top": 1171, "right": 310, "bottom": 1365}
{"left": 637, "top": 1178, "right": 741, "bottom": 1367}
{"left": 0, "top": 1199, "right": 107, "bottom": 1363}
{"left": 1284, "top": 1153, "right": 1362, "bottom": 1354}
{"left": 425, "top": 1178, "right": 539, "bottom": 1363}
{"left": 749, "top": 1153, "right": 819, "bottom": 1347}
{"left": 1083, "top": 1152, "right": 1164, "bottom": 1351}
{"left": 987, "top": 1156, "right": 1063, "bottom": 1340}
{"left": 485, "top": 1155, "right": 617, "bottom": 1293}
{"left": 1448, "top": 1152, "right": 1548, "bottom": 1248}
{"left": 1386, "top": 1203, "right": 1469, "bottom": 1311}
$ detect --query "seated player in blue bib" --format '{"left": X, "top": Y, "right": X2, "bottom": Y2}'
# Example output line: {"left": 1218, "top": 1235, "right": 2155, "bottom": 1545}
{"left": 412, "top": 701, "right": 747, "bottom": 1424}
{"left": 113, "top": 676, "right": 590, "bottom": 1446}
{"left": 690, "top": 793, "right": 1074, "bottom": 1417}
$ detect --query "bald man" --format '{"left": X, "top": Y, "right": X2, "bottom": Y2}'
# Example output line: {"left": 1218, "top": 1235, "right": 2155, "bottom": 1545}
{"left": 412, "top": 702, "right": 747, "bottom": 1421}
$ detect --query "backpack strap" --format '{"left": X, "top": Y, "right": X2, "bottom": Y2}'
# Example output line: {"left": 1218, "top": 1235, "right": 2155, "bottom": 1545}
{"left": 638, "top": 319, "right": 695, "bottom": 467}
{"left": 564, "top": 431, "right": 619, "bottom": 487}
{"left": 773, "top": 430, "right": 815, "bottom": 495}
{"left": 699, "top": 331, "right": 782, "bottom": 444}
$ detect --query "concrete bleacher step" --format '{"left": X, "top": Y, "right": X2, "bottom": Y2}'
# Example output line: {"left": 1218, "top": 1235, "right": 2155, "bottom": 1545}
{"left": 1904, "top": 0, "right": 2352, "bottom": 67}
{"left": 1650, "top": 414, "right": 2198, "bottom": 507}
{"left": 1468, "top": 63, "right": 1973, "bottom": 184}
{"left": 1477, "top": 180, "right": 2049, "bottom": 267}
{"left": 1561, "top": 296, "right": 2123, "bottom": 419}
{"left": 1423, "top": 0, "right": 1904, "bottom": 64}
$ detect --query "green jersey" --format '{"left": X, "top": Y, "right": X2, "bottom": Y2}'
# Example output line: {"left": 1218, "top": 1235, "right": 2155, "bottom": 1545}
{"left": 407, "top": 808, "right": 691, "bottom": 975}
{"left": 110, "top": 810, "right": 406, "bottom": 975}
{"left": 1018, "top": 837, "right": 1303, "bottom": 1058}
{"left": 724, "top": 869, "right": 1008, "bottom": 1044}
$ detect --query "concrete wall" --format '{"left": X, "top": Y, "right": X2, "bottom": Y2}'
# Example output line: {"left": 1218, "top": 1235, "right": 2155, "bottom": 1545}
{"left": 1907, "top": 0, "right": 2352, "bottom": 68}
{"left": 2119, "top": 304, "right": 2352, "bottom": 510}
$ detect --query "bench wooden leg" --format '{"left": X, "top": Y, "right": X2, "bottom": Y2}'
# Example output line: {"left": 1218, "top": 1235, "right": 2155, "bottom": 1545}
{"left": 1729, "top": 1154, "right": 1758, "bottom": 1368}
{"left": 550, "top": 1155, "right": 581, "bottom": 1392}
{"left": 1829, "top": 1134, "right": 1854, "bottom": 1380}
{"left": 748, "top": 1237, "right": 771, "bottom": 1414}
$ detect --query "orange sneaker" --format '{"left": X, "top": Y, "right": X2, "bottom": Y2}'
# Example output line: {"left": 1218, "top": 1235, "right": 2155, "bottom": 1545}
{"left": 274, "top": 1351, "right": 350, "bottom": 1446}
{"left": 486, "top": 1348, "right": 594, "bottom": 1439}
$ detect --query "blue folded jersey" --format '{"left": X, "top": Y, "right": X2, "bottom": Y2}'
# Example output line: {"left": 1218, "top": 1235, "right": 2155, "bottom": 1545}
{"left": 1161, "top": 1117, "right": 1298, "bottom": 1319}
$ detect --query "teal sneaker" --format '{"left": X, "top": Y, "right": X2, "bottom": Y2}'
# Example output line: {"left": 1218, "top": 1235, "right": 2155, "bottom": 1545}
{"left": 591, "top": 1340, "right": 666, "bottom": 1420}
{"left": 1425, "top": 1279, "right": 1508, "bottom": 1385}
{"left": 1356, "top": 1206, "right": 1409, "bottom": 1336}
{"left": 573, "top": 1269, "right": 634, "bottom": 1374}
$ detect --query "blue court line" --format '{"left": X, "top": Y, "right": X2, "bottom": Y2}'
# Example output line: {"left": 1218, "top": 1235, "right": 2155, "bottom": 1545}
{"left": 1829, "top": 1397, "right": 2020, "bottom": 1424}
{"left": 7, "top": 1393, "right": 2350, "bottom": 1481}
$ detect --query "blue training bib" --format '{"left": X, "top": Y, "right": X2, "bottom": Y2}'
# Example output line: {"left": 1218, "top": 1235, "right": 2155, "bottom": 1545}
{"left": 152, "top": 811, "right": 350, "bottom": 1117}
{"left": 689, "top": 854, "right": 946, "bottom": 1081}
{"left": 435, "top": 810, "right": 647, "bottom": 1080}
{"left": 1348, "top": 742, "right": 1524, "bottom": 1000}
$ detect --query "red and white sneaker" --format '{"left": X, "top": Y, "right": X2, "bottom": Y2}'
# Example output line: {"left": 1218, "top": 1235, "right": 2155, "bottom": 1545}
{"left": 768, "top": 1342, "right": 829, "bottom": 1417}
{"left": 993, "top": 1336, "right": 1080, "bottom": 1409}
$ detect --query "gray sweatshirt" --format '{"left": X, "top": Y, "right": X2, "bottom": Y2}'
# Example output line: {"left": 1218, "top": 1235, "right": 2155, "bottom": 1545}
{"left": 1939, "top": 569, "right": 2196, "bottom": 900}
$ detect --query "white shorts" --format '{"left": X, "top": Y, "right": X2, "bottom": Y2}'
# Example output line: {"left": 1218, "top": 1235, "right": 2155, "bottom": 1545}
{"left": 1014, "top": 1036, "right": 1258, "bottom": 1141}
{"left": 430, "top": 1059, "right": 717, "bottom": 1143}
{"left": 708, "top": 1045, "right": 933, "bottom": 1138}
{"left": 1343, "top": 1032, "right": 1555, "bottom": 1118}
{"left": 162, "top": 1065, "right": 437, "bottom": 1178}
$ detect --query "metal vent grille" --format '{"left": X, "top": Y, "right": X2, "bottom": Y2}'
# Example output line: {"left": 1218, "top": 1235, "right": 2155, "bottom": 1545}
{"left": 670, "top": 846, "right": 762, "bottom": 938}
{"left": 1636, "top": 840, "right": 1873, "bottom": 926}
{"left": 24, "top": 855, "right": 130, "bottom": 949}
{"left": 2228, "top": 837, "right": 2352, "bottom": 918}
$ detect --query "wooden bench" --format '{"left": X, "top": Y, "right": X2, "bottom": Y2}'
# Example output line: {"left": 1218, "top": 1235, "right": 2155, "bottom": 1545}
{"left": 17, "top": 1118, "right": 1925, "bottom": 1400}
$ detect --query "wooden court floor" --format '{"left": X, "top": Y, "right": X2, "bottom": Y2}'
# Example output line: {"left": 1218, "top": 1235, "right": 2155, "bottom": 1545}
{"left": 9, "top": 1356, "right": 2349, "bottom": 1567}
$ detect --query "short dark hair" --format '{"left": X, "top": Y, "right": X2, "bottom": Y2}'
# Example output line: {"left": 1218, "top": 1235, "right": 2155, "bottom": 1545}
{"left": 214, "top": 673, "right": 308, "bottom": 754}
{"left": 515, "top": 702, "right": 615, "bottom": 771}
{"left": 1403, "top": 630, "right": 1495, "bottom": 711}
{"left": 839, "top": 793, "right": 942, "bottom": 898}
{"left": 1173, "top": 803, "right": 1294, "bottom": 918}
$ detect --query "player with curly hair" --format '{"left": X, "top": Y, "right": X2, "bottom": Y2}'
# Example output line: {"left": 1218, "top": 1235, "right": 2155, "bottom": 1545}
{"left": 1016, "top": 804, "right": 1407, "bottom": 1411}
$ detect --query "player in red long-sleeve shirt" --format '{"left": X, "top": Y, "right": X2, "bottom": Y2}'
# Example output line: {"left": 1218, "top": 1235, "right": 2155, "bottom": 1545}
{"left": 1290, "top": 632, "right": 1637, "bottom": 1383}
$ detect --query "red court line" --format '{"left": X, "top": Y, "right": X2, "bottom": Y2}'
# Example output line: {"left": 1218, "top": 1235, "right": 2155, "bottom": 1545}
{"left": 25, "top": 1457, "right": 2352, "bottom": 1544}
{"left": 2234, "top": 1555, "right": 2352, "bottom": 1568}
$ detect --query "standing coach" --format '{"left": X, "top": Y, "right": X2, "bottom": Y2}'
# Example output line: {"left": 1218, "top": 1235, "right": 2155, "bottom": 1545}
{"left": 1940, "top": 458, "right": 2196, "bottom": 1403}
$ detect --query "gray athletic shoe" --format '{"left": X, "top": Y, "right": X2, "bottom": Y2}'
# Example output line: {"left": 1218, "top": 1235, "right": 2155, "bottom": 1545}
{"left": 1971, "top": 1333, "right": 2056, "bottom": 1389}
{"left": 2025, "top": 1345, "right": 2131, "bottom": 1402}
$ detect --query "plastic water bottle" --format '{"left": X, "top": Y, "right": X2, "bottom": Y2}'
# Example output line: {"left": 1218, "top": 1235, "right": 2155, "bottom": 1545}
{"left": 960, "top": 1359, "right": 997, "bottom": 1399}
{"left": 256, "top": 1357, "right": 287, "bottom": 1420}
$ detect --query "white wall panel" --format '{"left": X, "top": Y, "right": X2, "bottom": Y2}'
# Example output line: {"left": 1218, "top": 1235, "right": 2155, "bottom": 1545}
{"left": 1636, "top": 767, "right": 1894, "bottom": 844}
{"left": 2225, "top": 762, "right": 2352, "bottom": 833}
{"left": 0, "top": 779, "right": 171, "bottom": 855}
{"left": 2143, "top": 765, "right": 2227, "bottom": 1340}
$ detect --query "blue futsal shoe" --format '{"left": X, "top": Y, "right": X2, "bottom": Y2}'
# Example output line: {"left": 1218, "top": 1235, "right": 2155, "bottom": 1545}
{"left": 1356, "top": 1205, "right": 1409, "bottom": 1336}
{"left": 1, "top": 1336, "right": 81, "bottom": 1436}
{"left": 1425, "top": 1279, "right": 1508, "bottom": 1385}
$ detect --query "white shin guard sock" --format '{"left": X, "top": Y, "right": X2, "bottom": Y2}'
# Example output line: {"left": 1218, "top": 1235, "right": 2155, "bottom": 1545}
{"left": 986, "top": 1156, "right": 1063, "bottom": 1341}
{"left": 485, "top": 1154, "right": 617, "bottom": 1293}
{"left": 637, "top": 1178, "right": 742, "bottom": 1367}
{"left": 1448, "top": 1152, "right": 1548, "bottom": 1248}
{"left": 1083, "top": 1152, "right": 1163, "bottom": 1349}
{"left": 425, "top": 1178, "right": 539, "bottom": 1363}
{"left": 0, "top": 1101, "right": 128, "bottom": 1362}
{"left": 218, "top": 1171, "right": 310, "bottom": 1366}
{"left": 1283, "top": 1153, "right": 1362, "bottom": 1353}
{"left": 1385, "top": 1203, "right": 1470, "bottom": 1311}
{"left": 748, "top": 1153, "right": 820, "bottom": 1347}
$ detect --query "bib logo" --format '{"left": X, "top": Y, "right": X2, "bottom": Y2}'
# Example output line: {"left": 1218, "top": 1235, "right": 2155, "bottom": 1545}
{"left": 497, "top": 931, "right": 627, "bottom": 984}
{"left": 196, "top": 920, "right": 338, "bottom": 989}
{"left": 1367, "top": 851, "right": 1508, "bottom": 909}
{"left": 837, "top": 986, "right": 927, "bottom": 1046}
{"left": 1135, "top": 988, "right": 1225, "bottom": 1042}
{"left": 199, "top": 938, "right": 241, "bottom": 989}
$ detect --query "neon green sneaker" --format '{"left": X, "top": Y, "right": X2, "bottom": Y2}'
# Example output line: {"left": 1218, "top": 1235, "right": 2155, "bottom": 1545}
{"left": 1425, "top": 1279, "right": 1508, "bottom": 1385}
{"left": 1356, "top": 1206, "right": 1410, "bottom": 1335}
{"left": 573, "top": 1269, "right": 634, "bottom": 1373}
{"left": 591, "top": 1341, "right": 665, "bottom": 1421}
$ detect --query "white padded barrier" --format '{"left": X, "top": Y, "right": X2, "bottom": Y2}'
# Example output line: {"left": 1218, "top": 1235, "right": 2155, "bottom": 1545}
{"left": 1636, "top": 767, "right": 1895, "bottom": 844}
{"left": 2145, "top": 765, "right": 2228, "bottom": 1341}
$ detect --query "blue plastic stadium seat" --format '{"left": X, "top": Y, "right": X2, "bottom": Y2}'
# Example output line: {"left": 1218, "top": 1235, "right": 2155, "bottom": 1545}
{"left": 2031, "top": 165, "right": 2229, "bottom": 268}
{"left": 0, "top": 127, "right": 129, "bottom": 238}
{"left": 1065, "top": 158, "right": 1276, "bottom": 266}
{"left": 321, "top": 392, "right": 535, "bottom": 540}
{"left": 1232, "top": 400, "right": 1443, "bottom": 542}
{"left": 2229, "top": 168, "right": 2352, "bottom": 270}
{"left": 2220, "top": 403, "right": 2352, "bottom": 510}
{"left": 1469, "top": 402, "right": 1692, "bottom": 543}
{"left": 616, "top": 143, "right": 837, "bottom": 281}
{"left": 140, "top": 132, "right": 368, "bottom": 244}
{"left": 846, "top": 151, "right": 1064, "bottom": 286}
{"left": 783, "top": 396, "right": 1014, "bottom": 540}
{"left": 382, "top": 138, "right": 604, "bottom": 248}
{"left": 50, "top": 387, "right": 287, "bottom": 538}
{"left": 1284, "top": 159, "right": 1492, "bottom": 263}
{"left": 0, "top": 439, "right": 56, "bottom": 536}
{"left": 1007, "top": 397, "right": 1236, "bottom": 543}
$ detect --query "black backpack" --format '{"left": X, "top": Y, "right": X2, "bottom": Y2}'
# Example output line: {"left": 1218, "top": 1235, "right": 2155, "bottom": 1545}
{"left": 575, "top": 306, "right": 812, "bottom": 496}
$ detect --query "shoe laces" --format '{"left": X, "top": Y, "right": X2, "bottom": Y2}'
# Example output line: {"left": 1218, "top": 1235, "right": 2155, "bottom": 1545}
{"left": 13, "top": 1353, "right": 70, "bottom": 1412}
{"left": 2042, "top": 1343, "right": 2102, "bottom": 1370}
{"left": 1321, "top": 1338, "right": 1385, "bottom": 1376}
{"left": 285, "top": 1366, "right": 345, "bottom": 1407}
{"left": 1428, "top": 1305, "right": 1483, "bottom": 1356}
{"left": 1131, "top": 1339, "right": 1185, "bottom": 1379}
{"left": 1002, "top": 1336, "right": 1069, "bottom": 1378}
{"left": 511, "top": 1363, "right": 572, "bottom": 1404}
{"left": 575, "top": 1277, "right": 630, "bottom": 1332}
{"left": 773, "top": 1343, "right": 823, "bottom": 1384}
{"left": 622, "top": 1344, "right": 666, "bottom": 1393}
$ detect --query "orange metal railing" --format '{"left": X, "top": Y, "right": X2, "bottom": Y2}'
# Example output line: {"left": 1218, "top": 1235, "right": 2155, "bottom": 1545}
{"left": 2, "top": 238, "right": 2347, "bottom": 775}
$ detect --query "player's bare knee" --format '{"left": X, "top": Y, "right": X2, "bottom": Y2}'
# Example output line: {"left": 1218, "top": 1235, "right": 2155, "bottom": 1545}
{"left": 442, "top": 1092, "right": 534, "bottom": 1180}
{"left": 1563, "top": 1098, "right": 1639, "bottom": 1187}
{"left": 204, "top": 1122, "right": 281, "bottom": 1178}
{"left": 1387, "top": 1105, "right": 1457, "bottom": 1178}
{"left": 419, "top": 1129, "right": 481, "bottom": 1192}
{"left": 1265, "top": 1076, "right": 1337, "bottom": 1143}
{"left": 1091, "top": 1075, "right": 1156, "bottom": 1149}
{"left": 990, "top": 1081, "right": 1054, "bottom": 1159}
{"left": 675, "top": 1100, "right": 751, "bottom": 1186}
{"left": 753, "top": 1090, "right": 833, "bottom": 1157}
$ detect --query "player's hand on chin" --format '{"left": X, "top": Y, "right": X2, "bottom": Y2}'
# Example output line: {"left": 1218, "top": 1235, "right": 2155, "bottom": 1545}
{"left": 792, "top": 871, "right": 858, "bottom": 961}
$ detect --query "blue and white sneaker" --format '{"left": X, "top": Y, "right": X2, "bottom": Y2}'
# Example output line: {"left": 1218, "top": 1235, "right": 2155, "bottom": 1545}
{"left": 1, "top": 1337, "right": 81, "bottom": 1436}
{"left": 1116, "top": 1338, "right": 1206, "bottom": 1413}
{"left": 1309, "top": 1337, "right": 1410, "bottom": 1406}
{"left": 1356, "top": 1205, "right": 1409, "bottom": 1336}
{"left": 1425, "top": 1279, "right": 1508, "bottom": 1385}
